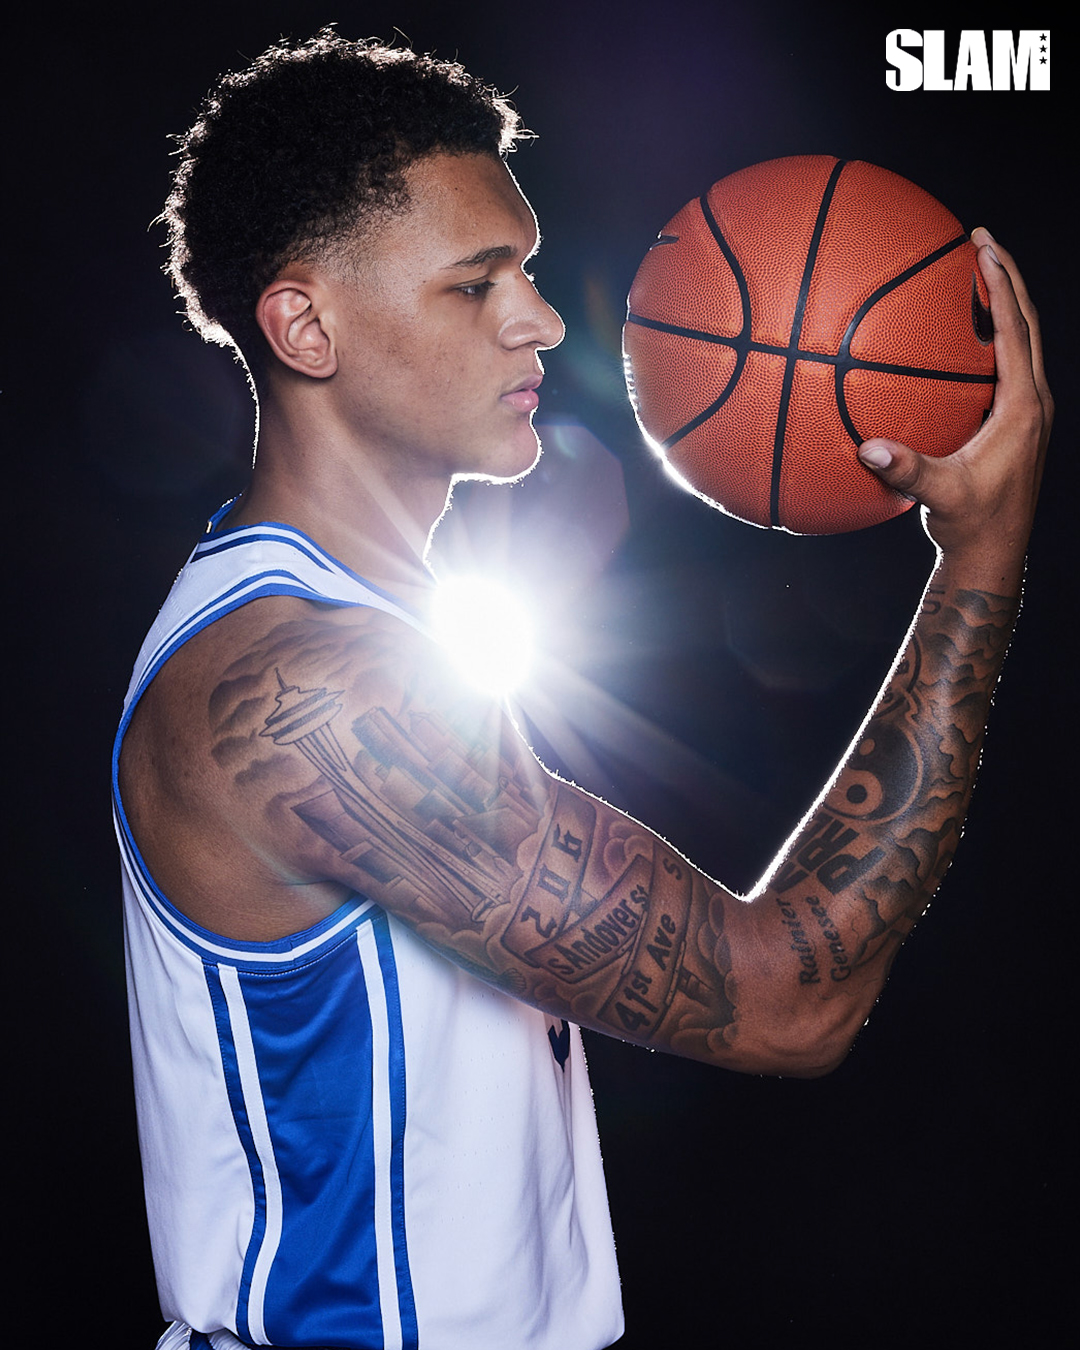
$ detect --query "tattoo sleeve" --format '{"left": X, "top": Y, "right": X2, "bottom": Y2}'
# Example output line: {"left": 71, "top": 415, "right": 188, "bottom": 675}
{"left": 737, "top": 576, "right": 1020, "bottom": 1065}
{"left": 212, "top": 570, "right": 1018, "bottom": 1076}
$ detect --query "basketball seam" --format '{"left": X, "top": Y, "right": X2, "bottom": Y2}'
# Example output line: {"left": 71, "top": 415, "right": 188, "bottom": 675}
{"left": 624, "top": 313, "right": 994, "bottom": 382}
{"left": 647, "top": 193, "right": 755, "bottom": 450}
{"left": 771, "top": 158, "right": 848, "bottom": 528}
{"left": 699, "top": 191, "right": 753, "bottom": 334}
{"left": 834, "top": 232, "right": 973, "bottom": 447}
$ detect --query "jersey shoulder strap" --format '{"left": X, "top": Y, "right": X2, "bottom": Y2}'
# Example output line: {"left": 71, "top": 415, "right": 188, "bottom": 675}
{"left": 121, "top": 514, "right": 426, "bottom": 715}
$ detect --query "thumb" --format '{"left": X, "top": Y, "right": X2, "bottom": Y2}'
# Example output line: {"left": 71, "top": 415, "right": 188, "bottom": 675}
{"left": 857, "top": 437, "right": 939, "bottom": 503}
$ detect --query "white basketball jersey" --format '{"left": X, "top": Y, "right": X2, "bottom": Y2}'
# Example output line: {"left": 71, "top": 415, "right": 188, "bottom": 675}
{"left": 114, "top": 513, "right": 623, "bottom": 1350}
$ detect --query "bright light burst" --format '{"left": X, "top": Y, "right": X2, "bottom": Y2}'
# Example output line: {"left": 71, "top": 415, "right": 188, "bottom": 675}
{"left": 432, "top": 575, "right": 535, "bottom": 696}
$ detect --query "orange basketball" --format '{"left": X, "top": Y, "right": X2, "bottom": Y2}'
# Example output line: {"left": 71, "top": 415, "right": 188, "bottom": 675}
{"left": 623, "top": 155, "right": 995, "bottom": 533}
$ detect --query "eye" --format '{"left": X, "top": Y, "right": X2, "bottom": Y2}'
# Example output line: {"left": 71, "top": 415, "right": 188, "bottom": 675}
{"left": 457, "top": 279, "right": 496, "bottom": 299}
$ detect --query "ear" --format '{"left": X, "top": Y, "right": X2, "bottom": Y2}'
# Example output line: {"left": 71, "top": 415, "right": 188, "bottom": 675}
{"left": 256, "top": 275, "right": 338, "bottom": 379}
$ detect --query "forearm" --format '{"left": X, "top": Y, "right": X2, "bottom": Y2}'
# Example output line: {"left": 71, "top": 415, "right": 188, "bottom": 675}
{"left": 728, "top": 555, "right": 1021, "bottom": 1071}
{"left": 740, "top": 228, "right": 1050, "bottom": 1072}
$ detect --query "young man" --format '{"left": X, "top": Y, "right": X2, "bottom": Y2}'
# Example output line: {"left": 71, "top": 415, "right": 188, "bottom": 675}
{"left": 115, "top": 32, "right": 1050, "bottom": 1350}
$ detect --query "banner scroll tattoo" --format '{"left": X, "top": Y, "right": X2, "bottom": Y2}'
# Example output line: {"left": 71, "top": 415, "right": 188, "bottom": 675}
{"left": 503, "top": 784, "right": 651, "bottom": 980}
{"left": 597, "top": 847, "right": 699, "bottom": 1039}
{"left": 502, "top": 792, "right": 703, "bottom": 1039}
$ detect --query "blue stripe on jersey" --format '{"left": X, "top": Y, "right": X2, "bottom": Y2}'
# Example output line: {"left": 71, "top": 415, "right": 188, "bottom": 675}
{"left": 204, "top": 964, "right": 270, "bottom": 1346}
{"left": 115, "top": 808, "right": 376, "bottom": 967}
{"left": 195, "top": 533, "right": 336, "bottom": 574}
{"left": 126, "top": 571, "right": 357, "bottom": 704}
{"left": 206, "top": 916, "right": 414, "bottom": 1348}
{"left": 190, "top": 518, "right": 426, "bottom": 622}
{"left": 372, "top": 915, "right": 419, "bottom": 1350}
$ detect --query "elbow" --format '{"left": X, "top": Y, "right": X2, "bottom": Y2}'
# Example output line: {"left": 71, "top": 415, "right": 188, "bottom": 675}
{"left": 725, "top": 1005, "right": 865, "bottom": 1079}
{"left": 752, "top": 1038, "right": 852, "bottom": 1080}
{"left": 780, "top": 1042, "right": 851, "bottom": 1079}
{"left": 785, "top": 1006, "right": 865, "bottom": 1076}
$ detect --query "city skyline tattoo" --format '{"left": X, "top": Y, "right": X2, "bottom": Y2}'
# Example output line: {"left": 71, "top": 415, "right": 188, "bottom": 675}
{"left": 260, "top": 668, "right": 725, "bottom": 1042}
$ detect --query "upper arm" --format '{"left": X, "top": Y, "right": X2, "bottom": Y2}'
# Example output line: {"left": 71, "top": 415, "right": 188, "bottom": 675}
{"left": 202, "top": 603, "right": 771, "bottom": 1069}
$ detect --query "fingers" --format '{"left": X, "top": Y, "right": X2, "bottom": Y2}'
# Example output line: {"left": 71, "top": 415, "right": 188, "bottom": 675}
{"left": 857, "top": 437, "right": 943, "bottom": 504}
{"left": 971, "top": 227, "right": 1052, "bottom": 427}
{"left": 971, "top": 235, "right": 1033, "bottom": 400}
{"left": 857, "top": 233, "right": 1048, "bottom": 580}
{"left": 971, "top": 227, "right": 1040, "bottom": 355}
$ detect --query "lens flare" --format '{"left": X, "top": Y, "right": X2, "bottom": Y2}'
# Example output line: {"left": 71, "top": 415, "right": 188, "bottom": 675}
{"left": 432, "top": 576, "right": 535, "bottom": 696}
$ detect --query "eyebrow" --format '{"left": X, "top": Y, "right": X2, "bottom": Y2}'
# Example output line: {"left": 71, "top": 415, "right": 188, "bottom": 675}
{"left": 445, "top": 244, "right": 517, "bottom": 270}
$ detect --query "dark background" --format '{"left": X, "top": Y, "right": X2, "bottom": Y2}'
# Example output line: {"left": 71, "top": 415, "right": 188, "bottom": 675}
{"left": 12, "top": 3, "right": 1070, "bottom": 1345}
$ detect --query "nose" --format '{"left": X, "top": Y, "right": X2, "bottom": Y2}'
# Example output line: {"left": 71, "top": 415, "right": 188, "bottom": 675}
{"left": 534, "top": 292, "right": 566, "bottom": 351}
{"left": 502, "top": 280, "right": 565, "bottom": 352}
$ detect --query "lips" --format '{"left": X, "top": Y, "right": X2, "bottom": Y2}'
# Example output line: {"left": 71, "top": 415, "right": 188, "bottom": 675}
{"left": 501, "top": 374, "right": 542, "bottom": 414}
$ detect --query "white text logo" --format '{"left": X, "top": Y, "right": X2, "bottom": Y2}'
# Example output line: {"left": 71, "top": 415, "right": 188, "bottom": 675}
{"left": 885, "top": 30, "right": 1050, "bottom": 90}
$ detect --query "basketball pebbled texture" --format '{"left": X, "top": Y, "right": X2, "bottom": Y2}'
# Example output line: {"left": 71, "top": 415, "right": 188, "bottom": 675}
{"left": 623, "top": 156, "right": 996, "bottom": 534}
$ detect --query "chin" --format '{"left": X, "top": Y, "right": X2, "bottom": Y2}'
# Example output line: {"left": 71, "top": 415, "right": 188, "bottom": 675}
{"left": 455, "top": 431, "right": 542, "bottom": 485}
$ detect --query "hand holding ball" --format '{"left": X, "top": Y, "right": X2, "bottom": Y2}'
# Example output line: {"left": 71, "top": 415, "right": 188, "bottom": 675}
{"left": 623, "top": 156, "right": 995, "bottom": 534}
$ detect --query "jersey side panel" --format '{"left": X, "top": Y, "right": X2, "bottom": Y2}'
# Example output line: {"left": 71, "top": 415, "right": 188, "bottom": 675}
{"left": 390, "top": 921, "right": 624, "bottom": 1350}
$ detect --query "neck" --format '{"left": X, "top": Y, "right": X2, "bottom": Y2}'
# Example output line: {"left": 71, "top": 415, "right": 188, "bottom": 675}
{"left": 224, "top": 386, "right": 450, "bottom": 608}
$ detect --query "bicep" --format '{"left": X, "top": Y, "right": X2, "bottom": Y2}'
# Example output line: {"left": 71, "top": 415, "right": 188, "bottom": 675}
{"left": 227, "top": 612, "right": 760, "bottom": 1065}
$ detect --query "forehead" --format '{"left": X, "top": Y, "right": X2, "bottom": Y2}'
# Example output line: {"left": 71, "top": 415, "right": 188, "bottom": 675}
{"left": 368, "top": 152, "right": 540, "bottom": 269}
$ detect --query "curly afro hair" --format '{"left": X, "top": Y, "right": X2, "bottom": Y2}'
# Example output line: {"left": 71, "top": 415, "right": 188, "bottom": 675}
{"left": 163, "top": 31, "right": 528, "bottom": 371}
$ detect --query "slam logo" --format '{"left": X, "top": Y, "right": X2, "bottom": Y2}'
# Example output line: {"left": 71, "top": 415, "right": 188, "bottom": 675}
{"left": 886, "top": 29, "right": 1050, "bottom": 90}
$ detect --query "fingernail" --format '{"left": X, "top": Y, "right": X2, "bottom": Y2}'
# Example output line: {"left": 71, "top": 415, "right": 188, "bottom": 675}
{"left": 859, "top": 444, "right": 893, "bottom": 468}
{"left": 972, "top": 227, "right": 1002, "bottom": 265}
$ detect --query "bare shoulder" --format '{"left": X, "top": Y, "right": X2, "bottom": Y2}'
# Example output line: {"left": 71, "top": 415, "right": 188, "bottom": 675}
{"left": 119, "top": 596, "right": 441, "bottom": 938}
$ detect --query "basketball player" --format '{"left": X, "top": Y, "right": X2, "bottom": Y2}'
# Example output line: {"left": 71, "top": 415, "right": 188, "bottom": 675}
{"left": 115, "top": 33, "right": 1050, "bottom": 1350}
